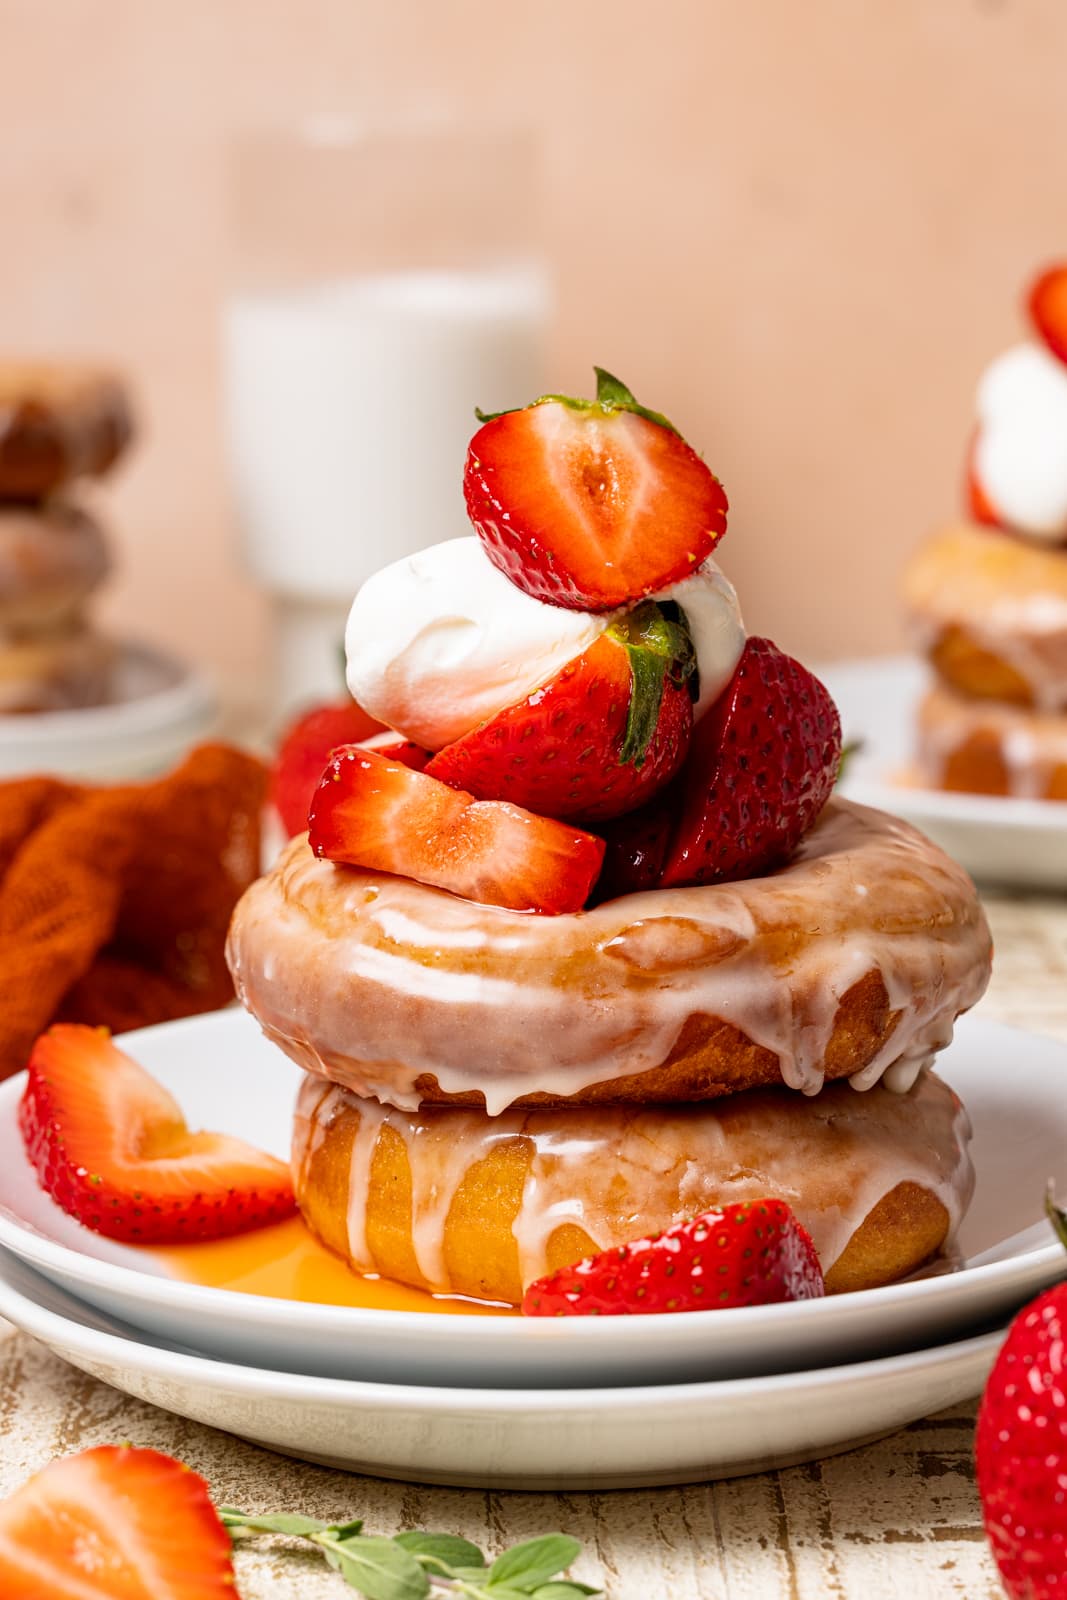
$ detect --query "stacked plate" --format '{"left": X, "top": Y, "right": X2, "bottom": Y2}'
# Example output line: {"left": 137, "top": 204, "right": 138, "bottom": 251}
{"left": 0, "top": 1008, "right": 1063, "bottom": 1490}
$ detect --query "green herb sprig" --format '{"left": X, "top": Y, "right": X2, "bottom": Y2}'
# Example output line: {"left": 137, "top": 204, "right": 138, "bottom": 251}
{"left": 219, "top": 1509, "right": 600, "bottom": 1600}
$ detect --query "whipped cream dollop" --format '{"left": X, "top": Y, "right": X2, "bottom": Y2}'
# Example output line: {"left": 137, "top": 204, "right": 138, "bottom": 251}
{"left": 975, "top": 342, "right": 1067, "bottom": 542}
{"left": 346, "top": 536, "right": 745, "bottom": 750}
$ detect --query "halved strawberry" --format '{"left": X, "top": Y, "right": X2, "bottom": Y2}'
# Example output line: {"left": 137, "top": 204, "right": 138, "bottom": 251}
{"left": 19, "top": 1024, "right": 296, "bottom": 1243}
{"left": 425, "top": 601, "right": 694, "bottom": 822}
{"left": 0, "top": 1445, "right": 234, "bottom": 1598}
{"left": 308, "top": 747, "right": 605, "bottom": 914}
{"left": 592, "top": 792, "right": 674, "bottom": 901}
{"left": 659, "top": 636, "right": 841, "bottom": 888}
{"left": 356, "top": 730, "right": 431, "bottom": 771}
{"left": 1028, "top": 261, "right": 1067, "bottom": 368}
{"left": 466, "top": 368, "right": 728, "bottom": 611}
{"left": 966, "top": 429, "right": 1001, "bottom": 526}
{"left": 522, "top": 1199, "right": 825, "bottom": 1316}
{"left": 271, "top": 698, "right": 386, "bottom": 837}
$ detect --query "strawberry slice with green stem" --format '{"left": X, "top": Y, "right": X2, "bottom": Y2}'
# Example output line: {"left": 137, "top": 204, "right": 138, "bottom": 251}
{"left": 19, "top": 1024, "right": 296, "bottom": 1243}
{"left": 0, "top": 1445, "right": 235, "bottom": 1599}
{"left": 426, "top": 600, "right": 696, "bottom": 822}
{"left": 466, "top": 367, "right": 729, "bottom": 611}
{"left": 309, "top": 746, "right": 605, "bottom": 914}
{"left": 523, "top": 1199, "right": 825, "bottom": 1316}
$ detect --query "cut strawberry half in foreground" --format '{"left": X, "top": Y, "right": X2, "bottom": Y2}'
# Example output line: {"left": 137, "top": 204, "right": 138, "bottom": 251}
{"left": 0, "top": 1445, "right": 235, "bottom": 1599}
{"left": 1028, "top": 261, "right": 1067, "bottom": 369}
{"left": 309, "top": 746, "right": 605, "bottom": 914}
{"left": 522, "top": 1199, "right": 825, "bottom": 1316}
{"left": 19, "top": 1024, "right": 296, "bottom": 1243}
{"left": 660, "top": 636, "right": 841, "bottom": 888}
{"left": 466, "top": 367, "right": 728, "bottom": 611}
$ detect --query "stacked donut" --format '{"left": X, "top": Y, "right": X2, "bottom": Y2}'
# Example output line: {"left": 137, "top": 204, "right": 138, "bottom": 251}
{"left": 904, "top": 265, "right": 1067, "bottom": 799}
{"left": 229, "top": 372, "right": 992, "bottom": 1309}
{"left": 0, "top": 364, "right": 133, "bottom": 713}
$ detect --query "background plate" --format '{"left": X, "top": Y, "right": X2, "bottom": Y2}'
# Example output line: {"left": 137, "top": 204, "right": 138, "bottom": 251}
{"left": 0, "top": 1007, "right": 1061, "bottom": 1387}
{"left": 825, "top": 654, "right": 1067, "bottom": 889}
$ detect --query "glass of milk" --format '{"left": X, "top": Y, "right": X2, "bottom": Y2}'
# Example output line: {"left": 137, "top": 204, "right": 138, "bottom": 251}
{"left": 223, "top": 119, "right": 550, "bottom": 713}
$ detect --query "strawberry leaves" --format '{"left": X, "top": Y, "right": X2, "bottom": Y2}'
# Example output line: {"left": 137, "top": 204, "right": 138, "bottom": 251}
{"left": 475, "top": 365, "right": 680, "bottom": 437}
{"left": 220, "top": 1508, "right": 598, "bottom": 1599}
{"left": 611, "top": 601, "right": 696, "bottom": 769}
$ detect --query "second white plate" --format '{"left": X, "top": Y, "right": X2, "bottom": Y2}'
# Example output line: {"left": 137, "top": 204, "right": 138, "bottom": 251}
{"left": 825, "top": 655, "right": 1067, "bottom": 889}
{"left": 0, "top": 1248, "right": 1003, "bottom": 1489}
{"left": 0, "top": 1008, "right": 1062, "bottom": 1388}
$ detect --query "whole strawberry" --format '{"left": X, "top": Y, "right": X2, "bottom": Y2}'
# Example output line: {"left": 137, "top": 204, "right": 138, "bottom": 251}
{"left": 660, "top": 635, "right": 841, "bottom": 888}
{"left": 522, "top": 1199, "right": 824, "bottom": 1316}
{"left": 976, "top": 1195, "right": 1067, "bottom": 1599}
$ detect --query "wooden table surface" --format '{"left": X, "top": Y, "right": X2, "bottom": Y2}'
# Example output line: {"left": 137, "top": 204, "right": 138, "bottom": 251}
{"left": 2, "top": 889, "right": 1064, "bottom": 1600}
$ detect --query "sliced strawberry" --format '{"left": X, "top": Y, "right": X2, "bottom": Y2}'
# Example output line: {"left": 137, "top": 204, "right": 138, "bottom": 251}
{"left": 355, "top": 730, "right": 431, "bottom": 771}
{"left": 308, "top": 747, "right": 604, "bottom": 914}
{"left": 19, "top": 1024, "right": 296, "bottom": 1244}
{"left": 271, "top": 698, "right": 386, "bottom": 837}
{"left": 659, "top": 636, "right": 841, "bottom": 888}
{"left": 466, "top": 368, "right": 728, "bottom": 611}
{"left": 965, "top": 429, "right": 1001, "bottom": 526}
{"left": 592, "top": 792, "right": 674, "bottom": 901}
{"left": 522, "top": 1199, "right": 825, "bottom": 1316}
{"left": 425, "top": 601, "right": 694, "bottom": 822}
{"left": 0, "top": 1444, "right": 234, "bottom": 1598}
{"left": 1028, "top": 261, "right": 1067, "bottom": 368}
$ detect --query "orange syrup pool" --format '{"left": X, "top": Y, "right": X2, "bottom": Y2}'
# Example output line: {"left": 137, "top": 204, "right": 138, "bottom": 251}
{"left": 148, "top": 1215, "right": 516, "bottom": 1317}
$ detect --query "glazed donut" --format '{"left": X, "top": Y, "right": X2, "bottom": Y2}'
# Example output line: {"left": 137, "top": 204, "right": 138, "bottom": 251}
{"left": 904, "top": 523, "right": 1067, "bottom": 711}
{"left": 917, "top": 681, "right": 1067, "bottom": 800}
{"left": 0, "top": 363, "right": 133, "bottom": 498}
{"left": 0, "top": 623, "right": 115, "bottom": 714}
{"left": 228, "top": 798, "right": 991, "bottom": 1112}
{"left": 291, "top": 1070, "right": 974, "bottom": 1302}
{"left": 0, "top": 503, "right": 110, "bottom": 631}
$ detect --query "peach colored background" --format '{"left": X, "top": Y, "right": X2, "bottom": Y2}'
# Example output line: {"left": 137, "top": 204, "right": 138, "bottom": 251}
{"left": 1, "top": 0, "right": 1064, "bottom": 705}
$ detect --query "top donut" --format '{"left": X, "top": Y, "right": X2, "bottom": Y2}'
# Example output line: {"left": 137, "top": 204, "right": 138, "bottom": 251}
{"left": 0, "top": 362, "right": 134, "bottom": 499}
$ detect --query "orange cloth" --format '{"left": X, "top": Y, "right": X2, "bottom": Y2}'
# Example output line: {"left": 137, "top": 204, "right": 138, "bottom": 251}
{"left": 0, "top": 742, "right": 267, "bottom": 1080}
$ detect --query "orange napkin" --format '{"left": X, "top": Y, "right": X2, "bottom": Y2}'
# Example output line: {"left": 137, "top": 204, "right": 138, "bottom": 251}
{"left": 0, "top": 742, "right": 267, "bottom": 1080}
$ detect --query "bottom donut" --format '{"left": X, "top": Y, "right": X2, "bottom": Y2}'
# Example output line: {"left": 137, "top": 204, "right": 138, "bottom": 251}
{"left": 291, "top": 1072, "right": 975, "bottom": 1306}
{"left": 917, "top": 682, "right": 1067, "bottom": 801}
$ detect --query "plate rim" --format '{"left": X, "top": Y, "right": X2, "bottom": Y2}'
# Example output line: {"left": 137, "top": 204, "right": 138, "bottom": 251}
{"left": 0, "top": 1007, "right": 1062, "bottom": 1349}
{"left": 0, "top": 1245, "right": 1007, "bottom": 1410}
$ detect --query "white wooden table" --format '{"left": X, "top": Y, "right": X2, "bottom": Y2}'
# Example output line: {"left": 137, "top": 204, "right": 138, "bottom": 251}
{"left": 2, "top": 890, "right": 1062, "bottom": 1599}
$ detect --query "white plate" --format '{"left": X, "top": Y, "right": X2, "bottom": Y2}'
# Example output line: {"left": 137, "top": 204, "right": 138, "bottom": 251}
{"left": 0, "top": 1008, "right": 1062, "bottom": 1388}
{"left": 824, "top": 655, "right": 1067, "bottom": 888}
{"left": 0, "top": 639, "right": 217, "bottom": 779}
{"left": 0, "top": 1247, "right": 1004, "bottom": 1488}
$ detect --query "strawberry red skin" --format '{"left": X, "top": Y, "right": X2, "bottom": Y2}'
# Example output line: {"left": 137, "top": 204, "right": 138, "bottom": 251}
{"left": 465, "top": 402, "right": 728, "bottom": 612}
{"left": 19, "top": 1024, "right": 296, "bottom": 1244}
{"left": 592, "top": 793, "right": 674, "bottom": 901}
{"left": 425, "top": 634, "right": 691, "bottom": 822}
{"left": 660, "top": 637, "right": 841, "bottom": 889}
{"left": 976, "top": 1284, "right": 1067, "bottom": 1600}
{"left": 522, "top": 1199, "right": 825, "bottom": 1316}
{"left": 1028, "top": 262, "right": 1067, "bottom": 369}
{"left": 0, "top": 1445, "right": 235, "bottom": 1599}
{"left": 272, "top": 699, "right": 386, "bottom": 837}
{"left": 966, "top": 431, "right": 1001, "bottom": 527}
{"left": 309, "top": 746, "right": 605, "bottom": 915}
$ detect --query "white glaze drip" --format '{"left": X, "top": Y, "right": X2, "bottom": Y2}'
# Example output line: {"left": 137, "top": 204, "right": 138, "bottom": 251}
{"left": 293, "top": 1072, "right": 975, "bottom": 1294}
{"left": 229, "top": 799, "right": 992, "bottom": 1114}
